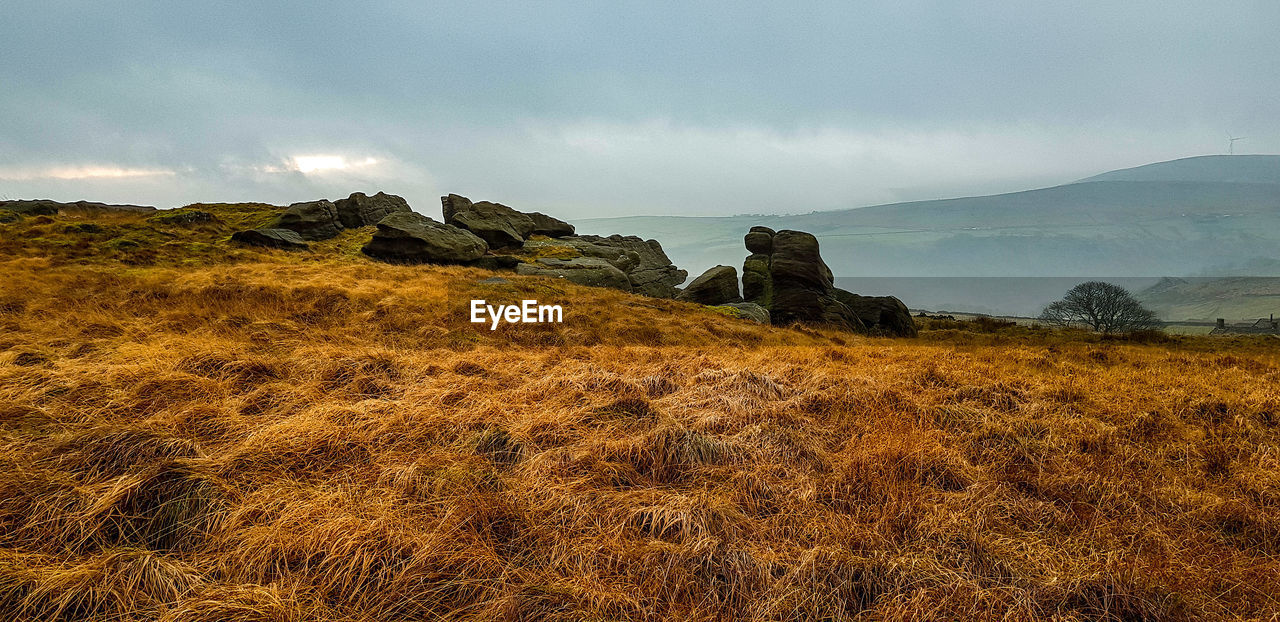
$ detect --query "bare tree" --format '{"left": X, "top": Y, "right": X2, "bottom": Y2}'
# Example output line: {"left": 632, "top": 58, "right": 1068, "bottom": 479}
{"left": 1038, "top": 281, "right": 1162, "bottom": 333}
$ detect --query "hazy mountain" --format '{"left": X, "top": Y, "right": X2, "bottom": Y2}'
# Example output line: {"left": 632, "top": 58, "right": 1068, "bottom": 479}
{"left": 1077, "top": 155, "right": 1280, "bottom": 185}
{"left": 578, "top": 155, "right": 1280, "bottom": 279}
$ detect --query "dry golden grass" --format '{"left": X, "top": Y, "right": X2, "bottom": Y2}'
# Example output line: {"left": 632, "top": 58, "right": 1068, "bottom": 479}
{"left": 2, "top": 210, "right": 1280, "bottom": 620}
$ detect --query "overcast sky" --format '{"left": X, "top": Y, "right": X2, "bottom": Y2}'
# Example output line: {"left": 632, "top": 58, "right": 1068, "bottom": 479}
{"left": 2, "top": 1, "right": 1277, "bottom": 217}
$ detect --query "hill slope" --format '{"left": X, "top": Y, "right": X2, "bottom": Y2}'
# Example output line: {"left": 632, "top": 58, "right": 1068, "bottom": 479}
{"left": 579, "top": 156, "right": 1280, "bottom": 278}
{"left": 2, "top": 204, "right": 1280, "bottom": 619}
{"left": 1076, "top": 154, "right": 1280, "bottom": 185}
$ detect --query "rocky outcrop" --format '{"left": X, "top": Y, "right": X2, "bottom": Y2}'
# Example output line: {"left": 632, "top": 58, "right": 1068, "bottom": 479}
{"left": 334, "top": 192, "right": 412, "bottom": 228}
{"left": 445, "top": 200, "right": 535, "bottom": 249}
{"left": 231, "top": 228, "right": 310, "bottom": 250}
{"left": 516, "top": 257, "right": 632, "bottom": 291}
{"left": 573, "top": 234, "right": 687, "bottom": 298}
{"left": 767, "top": 230, "right": 864, "bottom": 330}
{"left": 677, "top": 265, "right": 742, "bottom": 305}
{"left": 716, "top": 302, "right": 770, "bottom": 324}
{"left": 833, "top": 289, "right": 918, "bottom": 337}
{"left": 517, "top": 234, "right": 686, "bottom": 298}
{"left": 273, "top": 200, "right": 343, "bottom": 241}
{"left": 0, "top": 199, "right": 156, "bottom": 214}
{"left": 737, "top": 226, "right": 915, "bottom": 335}
{"left": 361, "top": 212, "right": 488, "bottom": 264}
{"left": 527, "top": 212, "right": 575, "bottom": 237}
{"left": 736, "top": 228, "right": 864, "bottom": 331}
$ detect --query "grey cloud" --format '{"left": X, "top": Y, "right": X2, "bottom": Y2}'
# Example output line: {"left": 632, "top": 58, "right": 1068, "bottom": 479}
{"left": 1, "top": 1, "right": 1277, "bottom": 215}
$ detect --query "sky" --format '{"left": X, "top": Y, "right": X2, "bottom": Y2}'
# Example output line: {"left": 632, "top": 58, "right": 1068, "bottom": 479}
{"left": 2, "top": 1, "right": 1278, "bottom": 218}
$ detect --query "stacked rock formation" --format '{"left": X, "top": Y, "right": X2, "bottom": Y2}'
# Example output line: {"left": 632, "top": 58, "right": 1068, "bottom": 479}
{"left": 741, "top": 227, "right": 916, "bottom": 336}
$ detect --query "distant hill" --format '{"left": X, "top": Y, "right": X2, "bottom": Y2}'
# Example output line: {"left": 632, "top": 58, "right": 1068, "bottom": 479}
{"left": 1076, "top": 154, "right": 1280, "bottom": 185}
{"left": 578, "top": 155, "right": 1280, "bottom": 279}
{"left": 1136, "top": 276, "right": 1280, "bottom": 322}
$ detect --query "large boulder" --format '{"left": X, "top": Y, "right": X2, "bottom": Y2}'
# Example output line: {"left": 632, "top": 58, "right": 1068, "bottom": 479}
{"left": 744, "top": 225, "right": 774, "bottom": 254}
{"left": 572, "top": 234, "right": 687, "bottom": 298}
{"left": 447, "top": 201, "right": 536, "bottom": 249}
{"left": 527, "top": 212, "right": 575, "bottom": 237}
{"left": 273, "top": 200, "right": 343, "bottom": 241}
{"left": 833, "top": 289, "right": 918, "bottom": 337}
{"left": 231, "top": 228, "right": 310, "bottom": 250}
{"left": 516, "top": 257, "right": 632, "bottom": 291}
{"left": 677, "top": 265, "right": 742, "bottom": 305}
{"left": 741, "top": 228, "right": 865, "bottom": 332}
{"left": 334, "top": 192, "right": 412, "bottom": 228}
{"left": 361, "top": 211, "right": 488, "bottom": 264}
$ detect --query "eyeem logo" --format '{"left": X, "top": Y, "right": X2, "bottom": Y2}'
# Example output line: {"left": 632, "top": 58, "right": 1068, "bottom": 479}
{"left": 470, "top": 300, "right": 563, "bottom": 330}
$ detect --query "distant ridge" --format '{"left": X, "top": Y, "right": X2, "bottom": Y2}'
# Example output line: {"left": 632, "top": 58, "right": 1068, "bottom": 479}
{"left": 579, "top": 154, "right": 1280, "bottom": 278}
{"left": 1074, "top": 154, "right": 1280, "bottom": 185}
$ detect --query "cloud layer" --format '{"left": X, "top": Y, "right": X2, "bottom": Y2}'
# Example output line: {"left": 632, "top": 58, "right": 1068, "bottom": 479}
{"left": 2, "top": 1, "right": 1277, "bottom": 215}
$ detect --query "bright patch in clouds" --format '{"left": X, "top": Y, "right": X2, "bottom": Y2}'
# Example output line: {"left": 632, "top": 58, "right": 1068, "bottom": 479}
{"left": 0, "top": 165, "right": 176, "bottom": 181}
{"left": 291, "top": 155, "right": 379, "bottom": 174}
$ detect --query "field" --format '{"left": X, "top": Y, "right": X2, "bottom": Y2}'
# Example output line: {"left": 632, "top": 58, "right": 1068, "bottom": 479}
{"left": 2, "top": 206, "right": 1280, "bottom": 620}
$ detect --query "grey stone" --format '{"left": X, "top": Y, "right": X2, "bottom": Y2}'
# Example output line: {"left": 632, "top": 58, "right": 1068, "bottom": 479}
{"left": 833, "top": 289, "right": 918, "bottom": 337}
{"left": 334, "top": 192, "right": 412, "bottom": 228}
{"left": 526, "top": 211, "right": 576, "bottom": 237}
{"left": 745, "top": 226, "right": 774, "bottom": 254}
{"left": 677, "top": 265, "right": 742, "bottom": 305}
{"left": 231, "top": 228, "right": 310, "bottom": 250}
{"left": 469, "top": 255, "right": 521, "bottom": 271}
{"left": 716, "top": 302, "right": 770, "bottom": 324}
{"left": 441, "top": 194, "right": 473, "bottom": 222}
{"left": 273, "top": 200, "right": 343, "bottom": 241}
{"left": 448, "top": 201, "right": 536, "bottom": 249}
{"left": 571, "top": 234, "right": 687, "bottom": 298}
{"left": 516, "top": 257, "right": 632, "bottom": 291}
{"left": 361, "top": 211, "right": 488, "bottom": 264}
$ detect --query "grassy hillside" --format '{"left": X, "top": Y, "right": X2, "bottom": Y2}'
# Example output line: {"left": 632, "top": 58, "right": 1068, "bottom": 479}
{"left": 2, "top": 206, "right": 1280, "bottom": 620}
{"left": 1137, "top": 277, "right": 1280, "bottom": 322}
{"left": 579, "top": 157, "right": 1280, "bottom": 279}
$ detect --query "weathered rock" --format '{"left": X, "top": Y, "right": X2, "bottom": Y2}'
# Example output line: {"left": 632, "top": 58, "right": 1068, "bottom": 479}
{"left": 447, "top": 201, "right": 536, "bottom": 249}
{"left": 334, "top": 192, "right": 412, "bottom": 228}
{"left": 361, "top": 211, "right": 488, "bottom": 264}
{"left": 516, "top": 257, "right": 632, "bottom": 291}
{"left": 470, "top": 255, "right": 522, "bottom": 271}
{"left": 441, "top": 194, "right": 473, "bottom": 222}
{"left": 478, "top": 277, "right": 511, "bottom": 285}
{"left": 149, "top": 210, "right": 216, "bottom": 226}
{"left": 742, "top": 228, "right": 864, "bottom": 331}
{"left": 572, "top": 234, "right": 687, "bottom": 298}
{"left": 744, "top": 226, "right": 775, "bottom": 254}
{"left": 231, "top": 228, "right": 310, "bottom": 250}
{"left": 677, "top": 265, "right": 742, "bottom": 305}
{"left": 742, "top": 253, "right": 772, "bottom": 306}
{"left": 715, "top": 302, "right": 771, "bottom": 324}
{"left": 273, "top": 200, "right": 343, "bottom": 241}
{"left": 527, "top": 211, "right": 576, "bottom": 237}
{"left": 0, "top": 199, "right": 156, "bottom": 215}
{"left": 833, "top": 289, "right": 918, "bottom": 337}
